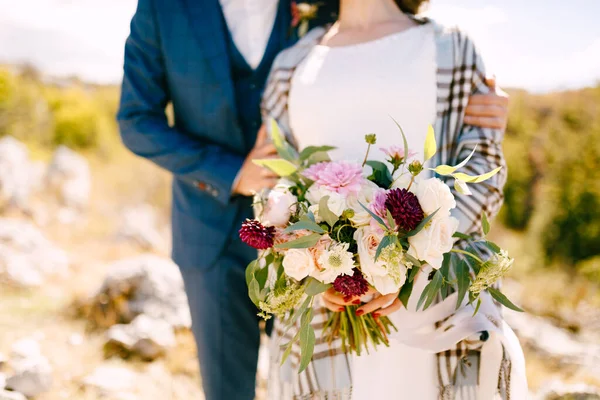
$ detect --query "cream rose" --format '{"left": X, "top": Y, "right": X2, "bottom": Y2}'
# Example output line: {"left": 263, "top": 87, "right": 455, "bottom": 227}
{"left": 415, "top": 178, "right": 456, "bottom": 218}
{"left": 306, "top": 185, "right": 346, "bottom": 217}
{"left": 262, "top": 186, "right": 297, "bottom": 227}
{"left": 282, "top": 248, "right": 317, "bottom": 281}
{"left": 346, "top": 180, "right": 380, "bottom": 226}
{"left": 408, "top": 215, "right": 459, "bottom": 269}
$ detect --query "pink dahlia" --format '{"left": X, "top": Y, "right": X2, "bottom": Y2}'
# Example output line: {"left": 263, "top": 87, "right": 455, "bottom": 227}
{"left": 333, "top": 268, "right": 370, "bottom": 298}
{"left": 380, "top": 146, "right": 417, "bottom": 162}
{"left": 303, "top": 161, "right": 364, "bottom": 196}
{"left": 385, "top": 188, "right": 424, "bottom": 231}
{"left": 239, "top": 219, "right": 275, "bottom": 250}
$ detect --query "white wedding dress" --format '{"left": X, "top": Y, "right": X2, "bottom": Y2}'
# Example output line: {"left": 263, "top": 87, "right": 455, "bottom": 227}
{"left": 288, "top": 24, "right": 439, "bottom": 399}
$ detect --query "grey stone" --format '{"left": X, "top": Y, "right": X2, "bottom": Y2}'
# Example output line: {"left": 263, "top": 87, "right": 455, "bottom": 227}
{"left": 92, "top": 255, "right": 190, "bottom": 329}
{"left": 0, "top": 136, "right": 43, "bottom": 211}
{"left": 0, "top": 390, "right": 27, "bottom": 400}
{"left": 535, "top": 380, "right": 600, "bottom": 399}
{"left": 82, "top": 365, "right": 138, "bottom": 397}
{"left": 105, "top": 315, "right": 175, "bottom": 361}
{"left": 0, "top": 373, "right": 5, "bottom": 389}
{"left": 116, "top": 204, "right": 166, "bottom": 251}
{"left": 0, "top": 219, "right": 69, "bottom": 287}
{"left": 45, "top": 146, "right": 91, "bottom": 209}
{"left": 5, "top": 345, "right": 52, "bottom": 398}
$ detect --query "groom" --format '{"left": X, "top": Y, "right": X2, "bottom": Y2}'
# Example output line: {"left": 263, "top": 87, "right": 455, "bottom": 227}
{"left": 117, "top": 0, "right": 509, "bottom": 398}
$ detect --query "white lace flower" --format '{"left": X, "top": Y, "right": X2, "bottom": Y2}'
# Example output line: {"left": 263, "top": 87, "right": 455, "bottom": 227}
{"left": 258, "top": 282, "right": 305, "bottom": 319}
{"left": 312, "top": 242, "right": 355, "bottom": 283}
{"left": 470, "top": 249, "right": 514, "bottom": 295}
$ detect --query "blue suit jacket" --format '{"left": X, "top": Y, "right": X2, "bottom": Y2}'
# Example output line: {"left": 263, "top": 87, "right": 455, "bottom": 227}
{"left": 118, "top": 0, "right": 267, "bottom": 268}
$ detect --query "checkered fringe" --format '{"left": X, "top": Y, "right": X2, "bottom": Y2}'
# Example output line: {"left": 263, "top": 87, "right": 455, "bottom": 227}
{"left": 261, "top": 17, "right": 511, "bottom": 400}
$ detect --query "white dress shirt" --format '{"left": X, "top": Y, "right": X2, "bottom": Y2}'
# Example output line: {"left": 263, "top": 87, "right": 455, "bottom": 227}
{"left": 219, "top": 0, "right": 279, "bottom": 69}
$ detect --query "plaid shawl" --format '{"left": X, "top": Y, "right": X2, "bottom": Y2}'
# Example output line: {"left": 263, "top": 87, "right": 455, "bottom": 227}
{"left": 261, "top": 17, "right": 523, "bottom": 400}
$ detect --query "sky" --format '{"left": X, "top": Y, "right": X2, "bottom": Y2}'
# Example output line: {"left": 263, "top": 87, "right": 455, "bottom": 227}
{"left": 0, "top": 0, "right": 598, "bottom": 92}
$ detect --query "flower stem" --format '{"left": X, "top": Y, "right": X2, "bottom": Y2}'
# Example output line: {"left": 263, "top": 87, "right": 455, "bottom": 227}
{"left": 406, "top": 176, "right": 415, "bottom": 191}
{"left": 362, "top": 144, "right": 372, "bottom": 167}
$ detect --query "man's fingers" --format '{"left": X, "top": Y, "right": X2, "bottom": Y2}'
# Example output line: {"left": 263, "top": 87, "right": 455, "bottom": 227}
{"left": 375, "top": 298, "right": 402, "bottom": 317}
{"left": 464, "top": 116, "right": 504, "bottom": 130}
{"left": 257, "top": 143, "right": 278, "bottom": 157}
{"left": 468, "top": 93, "right": 509, "bottom": 107}
{"left": 356, "top": 293, "right": 397, "bottom": 315}
{"left": 465, "top": 104, "right": 506, "bottom": 118}
{"left": 484, "top": 75, "right": 497, "bottom": 89}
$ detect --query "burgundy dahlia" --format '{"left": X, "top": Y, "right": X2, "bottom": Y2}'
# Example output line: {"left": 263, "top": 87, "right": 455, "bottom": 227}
{"left": 385, "top": 188, "right": 424, "bottom": 231}
{"left": 333, "top": 269, "right": 369, "bottom": 298}
{"left": 239, "top": 219, "right": 275, "bottom": 250}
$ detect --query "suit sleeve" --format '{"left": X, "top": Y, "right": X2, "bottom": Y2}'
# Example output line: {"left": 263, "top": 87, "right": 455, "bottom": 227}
{"left": 117, "top": 0, "right": 244, "bottom": 206}
{"left": 450, "top": 34, "right": 508, "bottom": 236}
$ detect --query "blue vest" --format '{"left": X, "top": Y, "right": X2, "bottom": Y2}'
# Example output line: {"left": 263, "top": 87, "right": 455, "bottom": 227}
{"left": 222, "top": 0, "right": 291, "bottom": 151}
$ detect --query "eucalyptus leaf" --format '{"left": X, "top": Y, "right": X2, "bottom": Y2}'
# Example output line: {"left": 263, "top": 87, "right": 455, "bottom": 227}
{"left": 398, "top": 279, "right": 414, "bottom": 308}
{"left": 407, "top": 264, "right": 421, "bottom": 282}
{"left": 472, "top": 297, "right": 482, "bottom": 316}
{"left": 359, "top": 201, "right": 387, "bottom": 229}
{"left": 405, "top": 209, "right": 439, "bottom": 237}
{"left": 318, "top": 196, "right": 340, "bottom": 227}
{"left": 253, "top": 158, "right": 297, "bottom": 177}
{"left": 430, "top": 147, "right": 478, "bottom": 176}
{"left": 488, "top": 287, "right": 524, "bottom": 312}
{"left": 374, "top": 235, "right": 393, "bottom": 261}
{"left": 366, "top": 160, "right": 393, "bottom": 188}
{"left": 482, "top": 240, "right": 501, "bottom": 253}
{"left": 416, "top": 280, "right": 432, "bottom": 311}
{"left": 269, "top": 118, "right": 299, "bottom": 162}
{"left": 255, "top": 265, "right": 269, "bottom": 290}
{"left": 274, "top": 233, "right": 322, "bottom": 249}
{"left": 453, "top": 232, "right": 473, "bottom": 241}
{"left": 481, "top": 212, "right": 491, "bottom": 236}
{"left": 298, "top": 309, "right": 316, "bottom": 373}
{"left": 455, "top": 260, "right": 471, "bottom": 310}
{"left": 422, "top": 270, "right": 443, "bottom": 310}
{"left": 280, "top": 330, "right": 300, "bottom": 366}
{"left": 245, "top": 260, "right": 258, "bottom": 286}
{"left": 423, "top": 125, "right": 437, "bottom": 162}
{"left": 391, "top": 117, "right": 409, "bottom": 164}
{"left": 304, "top": 278, "right": 331, "bottom": 296}
{"left": 386, "top": 210, "right": 396, "bottom": 231}
{"left": 299, "top": 145, "right": 336, "bottom": 161}
{"left": 404, "top": 253, "right": 422, "bottom": 269}
{"left": 284, "top": 220, "right": 325, "bottom": 234}
{"left": 452, "top": 166, "right": 503, "bottom": 183}
{"left": 248, "top": 278, "right": 261, "bottom": 306}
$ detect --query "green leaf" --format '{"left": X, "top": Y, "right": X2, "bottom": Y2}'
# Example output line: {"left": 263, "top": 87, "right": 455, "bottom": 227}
{"left": 366, "top": 160, "right": 393, "bottom": 188}
{"left": 398, "top": 279, "right": 414, "bottom": 308}
{"left": 404, "top": 253, "right": 422, "bottom": 269}
{"left": 280, "top": 338, "right": 294, "bottom": 366}
{"left": 482, "top": 240, "right": 501, "bottom": 253}
{"left": 299, "top": 145, "right": 336, "bottom": 161}
{"left": 453, "top": 232, "right": 473, "bottom": 241}
{"left": 306, "top": 151, "right": 331, "bottom": 166}
{"left": 304, "top": 278, "right": 331, "bottom": 296}
{"left": 452, "top": 166, "right": 503, "bottom": 183}
{"left": 245, "top": 260, "right": 258, "bottom": 286}
{"left": 455, "top": 260, "right": 471, "bottom": 310}
{"left": 298, "top": 308, "right": 315, "bottom": 373}
{"left": 385, "top": 210, "right": 396, "bottom": 231}
{"left": 269, "top": 118, "right": 299, "bottom": 162}
{"left": 423, "top": 270, "right": 443, "bottom": 310}
{"left": 481, "top": 212, "right": 491, "bottom": 236}
{"left": 407, "top": 264, "right": 420, "bottom": 282}
{"left": 391, "top": 117, "right": 409, "bottom": 164}
{"left": 454, "top": 179, "right": 473, "bottom": 195}
{"left": 358, "top": 201, "right": 387, "bottom": 229}
{"left": 404, "top": 209, "right": 439, "bottom": 237}
{"left": 374, "top": 235, "right": 393, "bottom": 261}
{"left": 274, "top": 233, "right": 322, "bottom": 249}
{"left": 285, "top": 296, "right": 311, "bottom": 331}
{"left": 318, "top": 196, "right": 340, "bottom": 227}
{"left": 488, "top": 287, "right": 524, "bottom": 312}
{"left": 423, "top": 125, "right": 437, "bottom": 162}
{"left": 472, "top": 297, "right": 482, "bottom": 316}
{"left": 255, "top": 265, "right": 269, "bottom": 290}
{"left": 284, "top": 220, "right": 325, "bottom": 234}
{"left": 253, "top": 158, "right": 297, "bottom": 177}
{"left": 248, "top": 278, "right": 261, "bottom": 306}
{"left": 416, "top": 280, "right": 431, "bottom": 311}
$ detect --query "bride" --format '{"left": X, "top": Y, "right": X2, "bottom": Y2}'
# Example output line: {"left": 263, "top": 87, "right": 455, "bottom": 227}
{"left": 261, "top": 0, "right": 527, "bottom": 399}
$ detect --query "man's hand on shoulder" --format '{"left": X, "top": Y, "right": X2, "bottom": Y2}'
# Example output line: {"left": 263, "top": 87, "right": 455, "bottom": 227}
{"left": 232, "top": 125, "right": 279, "bottom": 196}
{"left": 464, "top": 76, "right": 510, "bottom": 131}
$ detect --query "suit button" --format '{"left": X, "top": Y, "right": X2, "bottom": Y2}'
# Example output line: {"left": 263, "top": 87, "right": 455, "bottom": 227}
{"left": 195, "top": 181, "right": 207, "bottom": 191}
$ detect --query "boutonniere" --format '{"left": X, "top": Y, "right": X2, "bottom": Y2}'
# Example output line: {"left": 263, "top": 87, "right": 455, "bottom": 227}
{"left": 290, "top": 2, "right": 319, "bottom": 38}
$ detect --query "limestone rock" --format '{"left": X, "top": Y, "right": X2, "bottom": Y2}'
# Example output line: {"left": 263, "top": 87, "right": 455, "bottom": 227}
{"left": 0, "top": 390, "right": 27, "bottom": 400}
{"left": 117, "top": 204, "right": 166, "bottom": 251}
{"left": 5, "top": 339, "right": 52, "bottom": 397}
{"left": 105, "top": 315, "right": 176, "bottom": 361}
{"left": 82, "top": 365, "right": 138, "bottom": 398}
{"left": 46, "top": 146, "right": 91, "bottom": 209}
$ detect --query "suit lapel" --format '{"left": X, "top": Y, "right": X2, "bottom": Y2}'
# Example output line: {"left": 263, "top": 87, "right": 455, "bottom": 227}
{"left": 181, "top": 0, "right": 236, "bottom": 112}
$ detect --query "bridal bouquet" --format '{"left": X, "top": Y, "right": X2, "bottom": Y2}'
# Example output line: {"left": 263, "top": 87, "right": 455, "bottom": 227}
{"left": 240, "top": 119, "right": 521, "bottom": 372}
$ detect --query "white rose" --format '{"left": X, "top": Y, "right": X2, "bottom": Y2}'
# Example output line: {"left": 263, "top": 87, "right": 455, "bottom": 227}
{"left": 408, "top": 215, "right": 459, "bottom": 269}
{"left": 415, "top": 178, "right": 456, "bottom": 218}
{"left": 262, "top": 186, "right": 297, "bottom": 227}
{"left": 346, "top": 181, "right": 379, "bottom": 226}
{"left": 282, "top": 248, "right": 317, "bottom": 281}
{"left": 354, "top": 226, "right": 406, "bottom": 294}
{"left": 306, "top": 185, "right": 346, "bottom": 217}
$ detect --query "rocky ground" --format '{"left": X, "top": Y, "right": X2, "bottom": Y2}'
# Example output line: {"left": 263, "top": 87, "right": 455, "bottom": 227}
{"left": 0, "top": 136, "right": 599, "bottom": 399}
